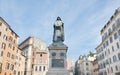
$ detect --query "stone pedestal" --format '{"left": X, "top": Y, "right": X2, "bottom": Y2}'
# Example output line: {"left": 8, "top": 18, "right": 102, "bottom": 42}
{"left": 46, "top": 43, "right": 69, "bottom": 75}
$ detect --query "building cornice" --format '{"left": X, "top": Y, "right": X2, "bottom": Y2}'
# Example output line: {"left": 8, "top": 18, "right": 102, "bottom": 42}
{"left": 101, "top": 7, "right": 120, "bottom": 34}
{"left": 19, "top": 36, "right": 33, "bottom": 46}
{"left": 0, "top": 17, "right": 19, "bottom": 37}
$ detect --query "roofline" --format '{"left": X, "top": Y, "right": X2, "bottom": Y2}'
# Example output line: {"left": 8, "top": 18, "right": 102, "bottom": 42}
{"left": 100, "top": 7, "right": 120, "bottom": 34}
{"left": 0, "top": 17, "right": 19, "bottom": 37}
{"left": 17, "top": 47, "right": 26, "bottom": 57}
{"left": 19, "top": 36, "right": 33, "bottom": 46}
{"left": 95, "top": 42, "right": 102, "bottom": 50}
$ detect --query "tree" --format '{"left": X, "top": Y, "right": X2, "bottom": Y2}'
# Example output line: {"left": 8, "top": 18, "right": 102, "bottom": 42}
{"left": 89, "top": 51, "right": 94, "bottom": 57}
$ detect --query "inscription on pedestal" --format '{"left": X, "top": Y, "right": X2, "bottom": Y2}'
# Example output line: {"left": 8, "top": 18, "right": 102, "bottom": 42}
{"left": 52, "top": 59, "right": 64, "bottom": 68}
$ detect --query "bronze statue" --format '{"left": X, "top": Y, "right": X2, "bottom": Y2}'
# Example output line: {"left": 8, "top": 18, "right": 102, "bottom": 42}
{"left": 53, "top": 17, "right": 64, "bottom": 43}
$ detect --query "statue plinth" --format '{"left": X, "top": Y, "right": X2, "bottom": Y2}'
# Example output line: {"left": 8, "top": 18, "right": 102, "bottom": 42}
{"left": 46, "top": 43, "right": 69, "bottom": 75}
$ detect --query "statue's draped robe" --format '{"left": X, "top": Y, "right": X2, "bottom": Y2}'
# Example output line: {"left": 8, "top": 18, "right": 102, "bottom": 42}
{"left": 53, "top": 17, "right": 64, "bottom": 43}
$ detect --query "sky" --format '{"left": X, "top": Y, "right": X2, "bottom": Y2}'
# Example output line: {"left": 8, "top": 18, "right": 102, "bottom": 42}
{"left": 0, "top": 0, "right": 120, "bottom": 61}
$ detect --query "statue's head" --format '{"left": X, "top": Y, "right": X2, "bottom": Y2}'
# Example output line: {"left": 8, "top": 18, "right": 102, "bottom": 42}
{"left": 57, "top": 16, "right": 61, "bottom": 21}
{"left": 54, "top": 17, "right": 63, "bottom": 26}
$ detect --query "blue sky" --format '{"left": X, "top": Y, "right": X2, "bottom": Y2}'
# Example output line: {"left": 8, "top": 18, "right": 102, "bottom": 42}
{"left": 0, "top": 0, "right": 120, "bottom": 60}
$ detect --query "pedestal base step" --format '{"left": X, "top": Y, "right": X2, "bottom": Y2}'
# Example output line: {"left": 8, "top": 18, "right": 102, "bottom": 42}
{"left": 46, "top": 70, "right": 70, "bottom": 75}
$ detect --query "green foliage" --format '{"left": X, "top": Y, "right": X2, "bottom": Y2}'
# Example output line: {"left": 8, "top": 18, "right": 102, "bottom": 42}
{"left": 78, "top": 51, "right": 94, "bottom": 60}
{"left": 88, "top": 51, "right": 94, "bottom": 57}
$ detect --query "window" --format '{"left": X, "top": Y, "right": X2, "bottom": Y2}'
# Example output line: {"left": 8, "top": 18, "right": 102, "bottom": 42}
{"left": 6, "top": 62, "right": 10, "bottom": 69}
{"left": 33, "top": 52, "right": 34, "bottom": 56}
{"left": 43, "top": 66, "right": 45, "bottom": 71}
{"left": 109, "top": 58, "right": 112, "bottom": 64}
{"left": 10, "top": 64, "right": 14, "bottom": 70}
{"left": 106, "top": 59, "right": 109, "bottom": 64}
{"left": 111, "top": 67, "right": 113, "bottom": 73}
{"left": 118, "top": 53, "right": 120, "bottom": 60}
{"left": 100, "top": 54, "right": 102, "bottom": 60}
{"left": 112, "top": 24, "right": 116, "bottom": 30}
{"left": 5, "top": 28, "right": 8, "bottom": 31}
{"left": 0, "top": 32, "right": 1, "bottom": 36}
{"left": 116, "top": 42, "right": 119, "bottom": 49}
{"left": 109, "top": 37, "right": 113, "bottom": 43}
{"left": 0, "top": 63, "right": 2, "bottom": 71}
{"left": 112, "top": 46, "right": 114, "bottom": 52}
{"left": 13, "top": 47, "right": 15, "bottom": 50}
{"left": 106, "top": 40, "right": 109, "bottom": 46}
{"left": 9, "top": 36, "right": 13, "bottom": 42}
{"left": 0, "top": 22, "right": 2, "bottom": 26}
{"left": 102, "top": 35, "right": 104, "bottom": 41}
{"left": 40, "top": 54, "right": 42, "bottom": 57}
{"left": 115, "top": 65, "right": 118, "bottom": 71}
{"left": 104, "top": 32, "right": 107, "bottom": 39}
{"left": 1, "top": 51, "right": 3, "bottom": 56}
{"left": 114, "top": 32, "right": 118, "bottom": 40}
{"left": 108, "top": 28, "right": 111, "bottom": 35}
{"left": 102, "top": 53, "right": 104, "bottom": 59}
{"left": 18, "top": 71, "right": 20, "bottom": 75}
{"left": 15, "top": 35, "right": 17, "bottom": 39}
{"left": 3, "top": 35, "right": 7, "bottom": 40}
{"left": 107, "top": 68, "right": 109, "bottom": 73}
{"left": 86, "top": 67, "right": 89, "bottom": 71}
{"left": 113, "top": 55, "right": 117, "bottom": 62}
{"left": 39, "top": 66, "right": 41, "bottom": 71}
{"left": 1, "top": 43, "right": 6, "bottom": 49}
{"left": 8, "top": 43, "right": 12, "bottom": 48}
{"left": 86, "top": 63, "right": 88, "bottom": 65}
{"left": 35, "top": 66, "right": 37, "bottom": 71}
{"left": 13, "top": 40, "right": 15, "bottom": 44}
{"left": 117, "top": 18, "right": 120, "bottom": 25}
{"left": 105, "top": 51, "right": 106, "bottom": 56}
{"left": 103, "top": 43, "right": 106, "bottom": 48}
{"left": 86, "top": 73, "right": 89, "bottom": 75}
{"left": 17, "top": 50, "right": 18, "bottom": 53}
{"left": 108, "top": 49, "right": 110, "bottom": 54}
{"left": 11, "top": 54, "right": 14, "bottom": 59}
{"left": 14, "top": 70, "right": 16, "bottom": 75}
{"left": 32, "top": 64, "right": 34, "bottom": 69}
{"left": 4, "top": 72, "right": 6, "bottom": 75}
{"left": 101, "top": 47, "right": 103, "bottom": 51}
{"left": 7, "top": 52, "right": 10, "bottom": 58}
{"left": 16, "top": 56, "right": 18, "bottom": 59}
{"left": 103, "top": 62, "right": 106, "bottom": 68}
{"left": 118, "top": 29, "right": 120, "bottom": 35}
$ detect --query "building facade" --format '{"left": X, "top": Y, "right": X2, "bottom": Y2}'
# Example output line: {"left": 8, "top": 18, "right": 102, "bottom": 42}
{"left": 66, "top": 59, "right": 75, "bottom": 75}
{"left": 32, "top": 48, "right": 48, "bottom": 75}
{"left": 19, "top": 36, "right": 48, "bottom": 75}
{"left": 91, "top": 57, "right": 99, "bottom": 75}
{"left": 0, "top": 17, "right": 25, "bottom": 75}
{"left": 75, "top": 54, "right": 96, "bottom": 75}
{"left": 96, "top": 7, "right": 120, "bottom": 75}
{"left": 14, "top": 48, "right": 26, "bottom": 75}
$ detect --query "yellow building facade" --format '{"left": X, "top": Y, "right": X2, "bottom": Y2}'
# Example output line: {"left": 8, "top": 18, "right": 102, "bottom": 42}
{"left": 0, "top": 17, "right": 25, "bottom": 75}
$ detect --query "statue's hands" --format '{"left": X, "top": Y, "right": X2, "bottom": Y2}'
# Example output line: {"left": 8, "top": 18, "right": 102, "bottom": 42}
{"left": 55, "top": 21, "right": 62, "bottom": 26}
